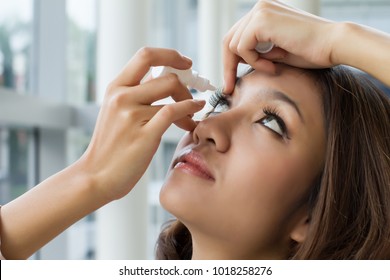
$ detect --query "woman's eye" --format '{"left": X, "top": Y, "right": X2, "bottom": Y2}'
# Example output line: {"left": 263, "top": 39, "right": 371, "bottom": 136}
{"left": 209, "top": 103, "right": 229, "bottom": 115}
{"left": 260, "top": 116, "right": 284, "bottom": 137}
{"left": 205, "top": 92, "right": 230, "bottom": 118}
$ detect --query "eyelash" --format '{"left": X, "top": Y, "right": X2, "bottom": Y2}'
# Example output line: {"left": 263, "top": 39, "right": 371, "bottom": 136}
{"left": 203, "top": 90, "right": 229, "bottom": 118}
{"left": 261, "top": 106, "right": 289, "bottom": 139}
{"left": 209, "top": 89, "right": 228, "bottom": 108}
{"left": 205, "top": 91, "right": 290, "bottom": 139}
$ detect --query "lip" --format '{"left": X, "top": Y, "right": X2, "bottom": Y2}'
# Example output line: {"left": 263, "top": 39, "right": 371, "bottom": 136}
{"left": 172, "top": 150, "right": 215, "bottom": 181}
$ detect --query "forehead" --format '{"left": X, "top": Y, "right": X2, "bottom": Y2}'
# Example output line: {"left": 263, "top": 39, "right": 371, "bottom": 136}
{"left": 235, "top": 65, "right": 322, "bottom": 108}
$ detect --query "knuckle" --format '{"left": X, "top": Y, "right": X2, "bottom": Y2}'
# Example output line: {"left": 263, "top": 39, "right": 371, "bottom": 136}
{"left": 105, "top": 81, "right": 117, "bottom": 96}
{"left": 159, "top": 104, "right": 176, "bottom": 119}
{"left": 236, "top": 43, "right": 246, "bottom": 54}
{"left": 253, "top": 4, "right": 272, "bottom": 21}
{"left": 106, "top": 90, "right": 127, "bottom": 109}
{"left": 255, "top": 0, "right": 272, "bottom": 11}
{"left": 228, "top": 40, "right": 237, "bottom": 52}
{"left": 136, "top": 47, "right": 153, "bottom": 62}
{"left": 124, "top": 107, "right": 142, "bottom": 121}
{"left": 165, "top": 73, "right": 182, "bottom": 87}
{"left": 222, "top": 35, "right": 231, "bottom": 47}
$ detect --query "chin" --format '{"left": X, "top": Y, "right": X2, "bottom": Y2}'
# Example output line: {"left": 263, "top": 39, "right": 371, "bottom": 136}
{"left": 159, "top": 171, "right": 208, "bottom": 226}
{"left": 159, "top": 170, "right": 185, "bottom": 217}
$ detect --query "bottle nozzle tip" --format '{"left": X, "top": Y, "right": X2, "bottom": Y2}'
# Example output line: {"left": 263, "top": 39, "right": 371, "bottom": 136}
{"left": 208, "top": 84, "right": 217, "bottom": 91}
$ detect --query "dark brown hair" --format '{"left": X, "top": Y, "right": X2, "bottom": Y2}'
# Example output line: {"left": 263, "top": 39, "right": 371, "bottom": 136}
{"left": 156, "top": 66, "right": 390, "bottom": 259}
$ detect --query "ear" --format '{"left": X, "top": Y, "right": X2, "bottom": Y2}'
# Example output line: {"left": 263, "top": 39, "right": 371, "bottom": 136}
{"left": 290, "top": 214, "right": 310, "bottom": 243}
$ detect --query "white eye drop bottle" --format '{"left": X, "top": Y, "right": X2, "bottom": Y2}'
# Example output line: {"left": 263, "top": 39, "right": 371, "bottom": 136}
{"left": 151, "top": 66, "right": 216, "bottom": 92}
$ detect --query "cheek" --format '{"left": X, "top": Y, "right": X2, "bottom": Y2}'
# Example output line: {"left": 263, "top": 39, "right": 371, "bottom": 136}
{"left": 225, "top": 139, "right": 304, "bottom": 197}
{"left": 221, "top": 141, "right": 313, "bottom": 228}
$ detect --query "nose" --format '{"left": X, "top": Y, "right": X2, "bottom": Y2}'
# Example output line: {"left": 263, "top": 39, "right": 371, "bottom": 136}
{"left": 192, "top": 113, "right": 231, "bottom": 152}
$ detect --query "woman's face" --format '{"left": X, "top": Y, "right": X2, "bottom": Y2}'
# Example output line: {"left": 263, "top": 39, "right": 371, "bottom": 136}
{"left": 160, "top": 65, "right": 326, "bottom": 259}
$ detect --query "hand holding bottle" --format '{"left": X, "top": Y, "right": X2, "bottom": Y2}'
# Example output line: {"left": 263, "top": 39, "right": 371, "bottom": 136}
{"left": 80, "top": 47, "right": 205, "bottom": 201}
{"left": 0, "top": 48, "right": 206, "bottom": 259}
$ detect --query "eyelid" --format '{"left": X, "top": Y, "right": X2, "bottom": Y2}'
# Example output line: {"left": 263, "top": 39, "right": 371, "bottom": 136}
{"left": 261, "top": 107, "right": 290, "bottom": 139}
{"left": 209, "top": 87, "right": 227, "bottom": 107}
{"left": 205, "top": 89, "right": 230, "bottom": 118}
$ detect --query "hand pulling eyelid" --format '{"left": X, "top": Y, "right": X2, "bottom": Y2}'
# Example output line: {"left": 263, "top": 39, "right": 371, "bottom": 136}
{"left": 151, "top": 42, "right": 272, "bottom": 92}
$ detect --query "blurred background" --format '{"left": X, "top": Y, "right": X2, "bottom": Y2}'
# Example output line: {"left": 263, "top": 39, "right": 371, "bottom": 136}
{"left": 0, "top": 0, "right": 389, "bottom": 260}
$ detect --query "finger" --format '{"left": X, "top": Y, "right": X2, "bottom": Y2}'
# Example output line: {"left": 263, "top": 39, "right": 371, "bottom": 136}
{"left": 229, "top": 14, "right": 251, "bottom": 52}
{"left": 259, "top": 47, "right": 288, "bottom": 60}
{"left": 123, "top": 73, "right": 192, "bottom": 105}
{"left": 150, "top": 105, "right": 197, "bottom": 131}
{"left": 141, "top": 72, "right": 153, "bottom": 84}
{"left": 174, "top": 116, "right": 197, "bottom": 132}
{"left": 222, "top": 48, "right": 240, "bottom": 95}
{"left": 222, "top": 30, "right": 241, "bottom": 94}
{"left": 111, "top": 47, "right": 192, "bottom": 87}
{"left": 223, "top": 15, "right": 253, "bottom": 94}
{"left": 236, "top": 23, "right": 265, "bottom": 67}
{"left": 146, "top": 99, "right": 206, "bottom": 136}
{"left": 234, "top": 21, "right": 279, "bottom": 74}
{"left": 251, "top": 58, "right": 277, "bottom": 74}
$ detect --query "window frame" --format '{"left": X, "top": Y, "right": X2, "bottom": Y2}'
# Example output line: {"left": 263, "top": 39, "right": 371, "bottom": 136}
{"left": 0, "top": 0, "right": 98, "bottom": 259}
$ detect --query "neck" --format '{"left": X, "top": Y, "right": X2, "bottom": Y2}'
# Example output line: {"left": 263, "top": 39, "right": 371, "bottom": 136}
{"left": 189, "top": 229, "right": 288, "bottom": 260}
{"left": 190, "top": 234, "right": 233, "bottom": 260}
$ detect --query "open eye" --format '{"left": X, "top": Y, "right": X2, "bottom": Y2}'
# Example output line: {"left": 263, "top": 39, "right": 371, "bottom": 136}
{"left": 261, "top": 116, "right": 284, "bottom": 136}
{"left": 205, "top": 91, "right": 230, "bottom": 117}
{"left": 209, "top": 101, "right": 229, "bottom": 115}
{"left": 259, "top": 108, "right": 289, "bottom": 139}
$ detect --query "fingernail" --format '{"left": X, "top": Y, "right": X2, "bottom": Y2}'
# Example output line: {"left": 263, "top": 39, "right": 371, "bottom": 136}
{"left": 182, "top": 55, "right": 192, "bottom": 64}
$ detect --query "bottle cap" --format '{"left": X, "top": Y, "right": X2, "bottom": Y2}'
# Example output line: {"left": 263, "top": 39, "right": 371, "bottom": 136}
{"left": 191, "top": 74, "right": 216, "bottom": 92}
{"left": 151, "top": 66, "right": 216, "bottom": 92}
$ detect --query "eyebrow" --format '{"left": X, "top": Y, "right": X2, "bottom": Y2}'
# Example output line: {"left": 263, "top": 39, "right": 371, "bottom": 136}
{"left": 236, "top": 78, "right": 305, "bottom": 123}
{"left": 269, "top": 90, "right": 304, "bottom": 123}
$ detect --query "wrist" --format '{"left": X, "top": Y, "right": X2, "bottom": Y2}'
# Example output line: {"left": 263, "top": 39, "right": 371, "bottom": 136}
{"left": 329, "top": 21, "right": 350, "bottom": 66}
{"left": 330, "top": 21, "right": 365, "bottom": 67}
{"left": 68, "top": 158, "right": 113, "bottom": 207}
